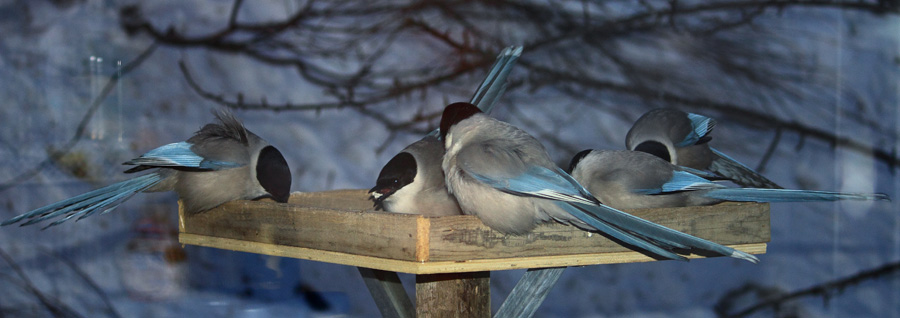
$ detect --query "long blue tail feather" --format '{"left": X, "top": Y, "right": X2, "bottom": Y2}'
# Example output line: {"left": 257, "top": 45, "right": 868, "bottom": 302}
{"left": 568, "top": 201, "right": 759, "bottom": 263}
{"left": 556, "top": 202, "right": 687, "bottom": 261}
{"left": 428, "top": 46, "right": 522, "bottom": 139}
{"left": 20, "top": 176, "right": 149, "bottom": 226}
{"left": 41, "top": 181, "right": 150, "bottom": 228}
{"left": 709, "top": 148, "right": 782, "bottom": 189}
{"left": 704, "top": 188, "right": 890, "bottom": 202}
{"left": 2, "top": 173, "right": 164, "bottom": 228}
{"left": 470, "top": 46, "right": 522, "bottom": 113}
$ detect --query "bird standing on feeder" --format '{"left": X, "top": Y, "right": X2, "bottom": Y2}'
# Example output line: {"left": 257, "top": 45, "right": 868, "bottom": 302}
{"left": 2, "top": 110, "right": 292, "bottom": 228}
{"left": 568, "top": 149, "right": 889, "bottom": 209}
{"left": 626, "top": 108, "right": 781, "bottom": 188}
{"left": 439, "top": 102, "right": 758, "bottom": 263}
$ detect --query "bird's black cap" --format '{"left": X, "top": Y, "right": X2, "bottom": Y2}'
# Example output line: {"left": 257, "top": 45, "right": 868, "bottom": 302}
{"left": 439, "top": 102, "right": 483, "bottom": 142}
{"left": 256, "top": 146, "right": 292, "bottom": 203}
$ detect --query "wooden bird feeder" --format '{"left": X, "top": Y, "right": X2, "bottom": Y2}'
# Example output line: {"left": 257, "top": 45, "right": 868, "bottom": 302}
{"left": 178, "top": 189, "right": 770, "bottom": 317}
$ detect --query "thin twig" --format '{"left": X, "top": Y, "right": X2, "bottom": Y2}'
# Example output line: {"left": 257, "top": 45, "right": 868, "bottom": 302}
{"left": 506, "top": 103, "right": 581, "bottom": 157}
{"left": 0, "top": 247, "right": 83, "bottom": 318}
{"left": 724, "top": 261, "right": 900, "bottom": 318}
{"left": 178, "top": 60, "right": 433, "bottom": 135}
{"left": 522, "top": 0, "right": 898, "bottom": 50}
{"left": 178, "top": 60, "right": 350, "bottom": 112}
{"left": 756, "top": 127, "right": 782, "bottom": 173}
{"left": 228, "top": 0, "right": 244, "bottom": 26}
{"left": 42, "top": 249, "right": 122, "bottom": 318}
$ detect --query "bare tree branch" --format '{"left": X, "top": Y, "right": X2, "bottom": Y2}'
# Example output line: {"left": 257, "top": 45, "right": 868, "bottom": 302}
{"left": 520, "top": 59, "right": 900, "bottom": 168}
{"left": 0, "top": 247, "right": 83, "bottom": 318}
{"left": 756, "top": 127, "right": 783, "bottom": 173}
{"left": 178, "top": 60, "right": 438, "bottom": 134}
{"left": 120, "top": 0, "right": 900, "bottom": 170}
{"left": 42, "top": 249, "right": 122, "bottom": 318}
{"left": 506, "top": 103, "right": 582, "bottom": 157}
{"left": 718, "top": 261, "right": 900, "bottom": 318}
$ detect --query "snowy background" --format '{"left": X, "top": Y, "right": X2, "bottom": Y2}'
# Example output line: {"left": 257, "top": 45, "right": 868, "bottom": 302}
{"left": 0, "top": 1, "right": 898, "bottom": 317}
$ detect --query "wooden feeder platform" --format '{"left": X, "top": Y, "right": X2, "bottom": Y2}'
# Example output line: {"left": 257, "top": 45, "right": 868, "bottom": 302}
{"left": 178, "top": 189, "right": 770, "bottom": 318}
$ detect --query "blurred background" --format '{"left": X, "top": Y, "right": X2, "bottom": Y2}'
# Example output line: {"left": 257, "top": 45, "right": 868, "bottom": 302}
{"left": 0, "top": 0, "right": 898, "bottom": 317}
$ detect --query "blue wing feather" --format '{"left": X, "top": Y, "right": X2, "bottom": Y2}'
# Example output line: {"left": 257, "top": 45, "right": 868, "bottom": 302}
{"left": 676, "top": 113, "right": 716, "bottom": 147}
{"left": 124, "top": 141, "right": 242, "bottom": 170}
{"left": 634, "top": 170, "right": 724, "bottom": 195}
{"left": 470, "top": 165, "right": 597, "bottom": 206}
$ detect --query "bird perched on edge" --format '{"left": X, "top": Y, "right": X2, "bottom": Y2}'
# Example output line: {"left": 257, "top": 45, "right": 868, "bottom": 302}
{"left": 2, "top": 110, "right": 292, "bottom": 228}
{"left": 568, "top": 149, "right": 889, "bottom": 210}
{"left": 626, "top": 108, "right": 782, "bottom": 189}
{"left": 369, "top": 46, "right": 522, "bottom": 216}
{"left": 439, "top": 102, "right": 758, "bottom": 263}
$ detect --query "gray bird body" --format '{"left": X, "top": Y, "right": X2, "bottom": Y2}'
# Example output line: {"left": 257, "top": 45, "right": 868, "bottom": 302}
{"left": 150, "top": 117, "right": 283, "bottom": 213}
{"left": 570, "top": 150, "right": 723, "bottom": 209}
{"left": 3, "top": 110, "right": 291, "bottom": 228}
{"left": 626, "top": 108, "right": 780, "bottom": 189}
{"left": 569, "top": 149, "right": 888, "bottom": 210}
{"left": 442, "top": 113, "right": 560, "bottom": 233}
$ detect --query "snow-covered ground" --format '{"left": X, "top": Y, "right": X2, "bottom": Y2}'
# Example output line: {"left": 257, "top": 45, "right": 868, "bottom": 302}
{"left": 1, "top": 1, "right": 898, "bottom": 317}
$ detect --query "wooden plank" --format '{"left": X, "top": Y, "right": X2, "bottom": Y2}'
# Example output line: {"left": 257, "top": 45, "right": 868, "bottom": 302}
{"left": 288, "top": 189, "right": 376, "bottom": 211}
{"left": 358, "top": 268, "right": 415, "bottom": 318}
{"left": 494, "top": 267, "right": 566, "bottom": 318}
{"left": 182, "top": 194, "right": 423, "bottom": 261}
{"left": 416, "top": 272, "right": 490, "bottom": 318}
{"left": 424, "top": 201, "right": 769, "bottom": 261}
{"left": 179, "top": 233, "right": 766, "bottom": 274}
{"left": 179, "top": 189, "right": 769, "bottom": 273}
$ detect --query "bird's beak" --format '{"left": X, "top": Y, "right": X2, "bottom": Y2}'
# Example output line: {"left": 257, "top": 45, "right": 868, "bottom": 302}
{"left": 368, "top": 186, "right": 394, "bottom": 210}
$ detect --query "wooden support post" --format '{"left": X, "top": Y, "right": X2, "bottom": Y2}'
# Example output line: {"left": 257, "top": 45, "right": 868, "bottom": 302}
{"left": 415, "top": 272, "right": 490, "bottom": 318}
{"left": 359, "top": 268, "right": 415, "bottom": 318}
{"left": 495, "top": 267, "right": 566, "bottom": 318}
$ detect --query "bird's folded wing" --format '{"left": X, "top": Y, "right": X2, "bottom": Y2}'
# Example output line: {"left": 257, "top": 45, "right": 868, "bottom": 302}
{"left": 123, "top": 141, "right": 243, "bottom": 171}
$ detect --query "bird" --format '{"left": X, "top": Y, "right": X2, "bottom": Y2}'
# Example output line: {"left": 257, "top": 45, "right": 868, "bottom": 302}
{"left": 568, "top": 149, "right": 889, "bottom": 209}
{"left": 2, "top": 110, "right": 292, "bottom": 228}
{"left": 439, "top": 102, "right": 759, "bottom": 263}
{"left": 370, "top": 135, "right": 463, "bottom": 216}
{"left": 369, "top": 46, "right": 522, "bottom": 216}
{"left": 625, "top": 108, "right": 782, "bottom": 188}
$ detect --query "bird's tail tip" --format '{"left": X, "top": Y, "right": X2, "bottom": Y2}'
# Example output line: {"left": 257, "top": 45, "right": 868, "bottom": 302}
{"left": 732, "top": 250, "right": 760, "bottom": 264}
{"left": 500, "top": 45, "right": 524, "bottom": 57}
{"left": 510, "top": 45, "right": 524, "bottom": 56}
